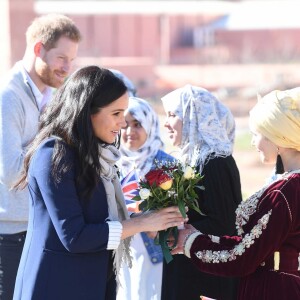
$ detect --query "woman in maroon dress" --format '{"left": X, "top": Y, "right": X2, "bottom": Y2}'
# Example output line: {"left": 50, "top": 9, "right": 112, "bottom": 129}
{"left": 173, "top": 87, "right": 300, "bottom": 299}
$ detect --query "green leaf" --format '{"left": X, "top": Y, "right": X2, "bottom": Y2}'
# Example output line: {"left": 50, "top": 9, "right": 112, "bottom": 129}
{"left": 159, "top": 229, "right": 174, "bottom": 263}
{"left": 178, "top": 199, "right": 186, "bottom": 218}
{"left": 138, "top": 201, "right": 147, "bottom": 211}
{"left": 190, "top": 204, "right": 202, "bottom": 214}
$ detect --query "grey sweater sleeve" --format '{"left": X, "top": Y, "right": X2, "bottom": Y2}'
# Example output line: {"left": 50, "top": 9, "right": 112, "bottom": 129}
{"left": 0, "top": 89, "right": 27, "bottom": 186}
{"left": 0, "top": 64, "right": 40, "bottom": 232}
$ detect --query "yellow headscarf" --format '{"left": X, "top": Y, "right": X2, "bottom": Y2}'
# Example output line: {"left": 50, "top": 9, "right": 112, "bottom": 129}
{"left": 249, "top": 87, "right": 300, "bottom": 151}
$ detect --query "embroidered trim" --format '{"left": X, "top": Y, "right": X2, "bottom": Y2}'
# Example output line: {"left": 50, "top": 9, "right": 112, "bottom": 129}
{"left": 209, "top": 235, "right": 220, "bottom": 244}
{"left": 269, "top": 270, "right": 300, "bottom": 279}
{"left": 269, "top": 190, "right": 292, "bottom": 222}
{"left": 236, "top": 174, "right": 295, "bottom": 235}
{"left": 194, "top": 210, "right": 272, "bottom": 263}
{"left": 235, "top": 186, "right": 267, "bottom": 235}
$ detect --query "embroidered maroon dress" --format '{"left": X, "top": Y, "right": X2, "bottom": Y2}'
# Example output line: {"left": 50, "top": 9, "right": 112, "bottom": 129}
{"left": 188, "top": 172, "right": 300, "bottom": 299}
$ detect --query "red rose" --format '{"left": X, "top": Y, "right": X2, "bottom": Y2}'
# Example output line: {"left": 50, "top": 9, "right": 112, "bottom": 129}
{"left": 145, "top": 169, "right": 172, "bottom": 187}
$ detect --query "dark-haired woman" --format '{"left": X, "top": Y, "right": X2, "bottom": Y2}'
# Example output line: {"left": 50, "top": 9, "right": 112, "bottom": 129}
{"left": 12, "top": 66, "right": 185, "bottom": 300}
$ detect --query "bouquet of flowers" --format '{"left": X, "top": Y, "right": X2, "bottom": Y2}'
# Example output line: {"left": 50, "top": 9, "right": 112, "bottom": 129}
{"left": 132, "top": 160, "right": 204, "bottom": 263}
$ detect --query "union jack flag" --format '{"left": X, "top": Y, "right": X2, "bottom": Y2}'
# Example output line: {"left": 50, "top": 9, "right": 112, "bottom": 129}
{"left": 121, "top": 170, "right": 140, "bottom": 211}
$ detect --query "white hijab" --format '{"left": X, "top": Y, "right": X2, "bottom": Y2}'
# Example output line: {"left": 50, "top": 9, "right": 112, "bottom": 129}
{"left": 161, "top": 84, "right": 235, "bottom": 172}
{"left": 118, "top": 97, "right": 164, "bottom": 178}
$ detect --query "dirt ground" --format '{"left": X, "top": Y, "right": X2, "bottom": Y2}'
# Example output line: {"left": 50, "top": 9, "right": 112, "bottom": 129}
{"left": 233, "top": 117, "right": 273, "bottom": 198}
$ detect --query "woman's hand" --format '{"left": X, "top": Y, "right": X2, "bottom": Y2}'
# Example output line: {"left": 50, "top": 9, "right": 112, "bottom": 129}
{"left": 139, "top": 206, "right": 187, "bottom": 232}
{"left": 143, "top": 206, "right": 189, "bottom": 239}
{"left": 122, "top": 206, "right": 187, "bottom": 239}
{"left": 170, "top": 224, "right": 197, "bottom": 255}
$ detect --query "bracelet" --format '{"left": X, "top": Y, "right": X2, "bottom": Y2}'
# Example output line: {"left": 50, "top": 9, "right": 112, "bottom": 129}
{"left": 183, "top": 231, "right": 201, "bottom": 258}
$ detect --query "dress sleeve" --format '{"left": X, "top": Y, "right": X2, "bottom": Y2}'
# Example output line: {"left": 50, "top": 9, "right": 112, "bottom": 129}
{"left": 30, "top": 140, "right": 111, "bottom": 253}
{"left": 190, "top": 156, "right": 242, "bottom": 236}
{"left": 187, "top": 188, "right": 292, "bottom": 277}
{"left": 106, "top": 221, "right": 123, "bottom": 249}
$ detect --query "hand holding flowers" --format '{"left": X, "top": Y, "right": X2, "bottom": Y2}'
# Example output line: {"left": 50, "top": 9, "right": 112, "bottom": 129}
{"left": 132, "top": 160, "right": 204, "bottom": 263}
{"left": 170, "top": 223, "right": 198, "bottom": 256}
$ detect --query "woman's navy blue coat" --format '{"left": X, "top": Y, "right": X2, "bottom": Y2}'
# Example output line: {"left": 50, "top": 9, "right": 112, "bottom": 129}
{"left": 13, "top": 138, "right": 114, "bottom": 300}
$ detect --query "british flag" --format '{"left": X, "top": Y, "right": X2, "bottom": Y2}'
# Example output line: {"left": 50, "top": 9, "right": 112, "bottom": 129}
{"left": 121, "top": 170, "right": 140, "bottom": 210}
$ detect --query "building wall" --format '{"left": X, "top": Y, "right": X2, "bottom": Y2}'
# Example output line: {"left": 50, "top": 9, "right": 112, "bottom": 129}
{"left": 2, "top": 1, "right": 300, "bottom": 97}
{"left": 215, "top": 29, "right": 300, "bottom": 63}
{"left": 0, "top": 0, "right": 35, "bottom": 78}
{"left": 9, "top": 0, "right": 36, "bottom": 63}
{"left": 0, "top": 0, "right": 11, "bottom": 78}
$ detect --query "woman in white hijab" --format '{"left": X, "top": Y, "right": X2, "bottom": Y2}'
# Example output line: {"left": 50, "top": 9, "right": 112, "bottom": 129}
{"left": 172, "top": 87, "right": 300, "bottom": 300}
{"left": 117, "top": 97, "right": 176, "bottom": 300}
{"left": 161, "top": 84, "right": 242, "bottom": 300}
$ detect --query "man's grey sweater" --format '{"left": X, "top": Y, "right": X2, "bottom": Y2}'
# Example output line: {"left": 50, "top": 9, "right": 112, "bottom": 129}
{"left": 0, "top": 62, "right": 40, "bottom": 234}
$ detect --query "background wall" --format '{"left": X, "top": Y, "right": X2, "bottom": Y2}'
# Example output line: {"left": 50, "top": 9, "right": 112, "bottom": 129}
{"left": 1, "top": 0, "right": 295, "bottom": 196}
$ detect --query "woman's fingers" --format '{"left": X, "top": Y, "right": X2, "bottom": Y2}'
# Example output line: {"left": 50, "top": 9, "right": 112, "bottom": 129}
{"left": 171, "top": 245, "right": 184, "bottom": 255}
{"left": 138, "top": 206, "right": 190, "bottom": 233}
{"left": 161, "top": 206, "right": 189, "bottom": 222}
{"left": 142, "top": 207, "right": 185, "bottom": 231}
{"left": 170, "top": 225, "right": 198, "bottom": 255}
{"left": 159, "top": 206, "right": 187, "bottom": 229}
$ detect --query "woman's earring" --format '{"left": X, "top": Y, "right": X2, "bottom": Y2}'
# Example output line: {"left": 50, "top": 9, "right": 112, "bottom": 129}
{"left": 275, "top": 153, "right": 284, "bottom": 174}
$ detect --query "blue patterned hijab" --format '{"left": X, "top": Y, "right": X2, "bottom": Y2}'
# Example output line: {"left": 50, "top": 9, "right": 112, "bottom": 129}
{"left": 118, "top": 97, "right": 164, "bottom": 178}
{"left": 161, "top": 84, "right": 235, "bottom": 172}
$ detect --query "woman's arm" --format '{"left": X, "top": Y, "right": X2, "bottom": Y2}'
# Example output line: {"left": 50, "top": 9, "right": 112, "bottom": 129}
{"left": 32, "top": 140, "right": 110, "bottom": 253}
{"left": 173, "top": 189, "right": 292, "bottom": 277}
{"left": 33, "top": 140, "right": 186, "bottom": 251}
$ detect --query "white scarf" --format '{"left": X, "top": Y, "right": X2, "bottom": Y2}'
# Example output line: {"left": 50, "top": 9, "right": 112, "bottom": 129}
{"left": 161, "top": 84, "right": 235, "bottom": 172}
{"left": 99, "top": 144, "right": 132, "bottom": 284}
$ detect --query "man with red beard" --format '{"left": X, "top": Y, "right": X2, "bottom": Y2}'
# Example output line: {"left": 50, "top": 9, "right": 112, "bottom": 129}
{"left": 0, "top": 14, "right": 81, "bottom": 300}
